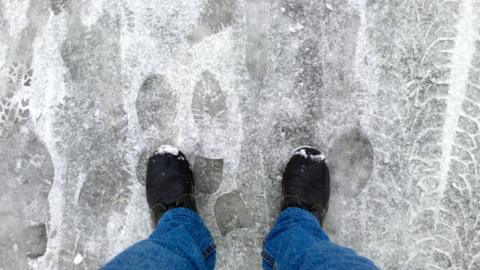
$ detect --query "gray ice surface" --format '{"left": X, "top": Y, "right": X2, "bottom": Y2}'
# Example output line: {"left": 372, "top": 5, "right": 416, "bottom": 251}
{"left": 0, "top": 0, "right": 480, "bottom": 269}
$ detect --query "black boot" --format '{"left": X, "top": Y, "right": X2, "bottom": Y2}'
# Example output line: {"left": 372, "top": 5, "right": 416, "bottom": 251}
{"left": 146, "top": 145, "right": 196, "bottom": 225}
{"left": 281, "top": 146, "right": 330, "bottom": 226}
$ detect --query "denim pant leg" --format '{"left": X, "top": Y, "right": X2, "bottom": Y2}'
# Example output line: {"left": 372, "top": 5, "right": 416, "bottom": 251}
{"left": 101, "top": 208, "right": 216, "bottom": 270}
{"left": 262, "top": 207, "right": 378, "bottom": 270}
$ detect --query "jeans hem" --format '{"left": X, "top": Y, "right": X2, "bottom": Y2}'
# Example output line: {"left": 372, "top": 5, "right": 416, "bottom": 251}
{"left": 158, "top": 207, "right": 201, "bottom": 224}
{"left": 279, "top": 207, "right": 320, "bottom": 224}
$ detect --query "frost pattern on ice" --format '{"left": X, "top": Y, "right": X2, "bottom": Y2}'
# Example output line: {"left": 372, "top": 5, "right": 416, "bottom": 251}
{"left": 366, "top": 0, "right": 480, "bottom": 268}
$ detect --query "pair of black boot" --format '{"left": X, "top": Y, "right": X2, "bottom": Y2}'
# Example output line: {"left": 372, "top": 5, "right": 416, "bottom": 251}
{"left": 146, "top": 146, "right": 330, "bottom": 226}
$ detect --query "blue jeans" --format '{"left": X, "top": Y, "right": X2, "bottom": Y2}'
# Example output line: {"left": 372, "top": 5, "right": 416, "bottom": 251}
{"left": 102, "top": 207, "right": 378, "bottom": 270}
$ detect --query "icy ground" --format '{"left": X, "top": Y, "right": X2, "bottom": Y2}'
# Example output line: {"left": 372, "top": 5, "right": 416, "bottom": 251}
{"left": 1, "top": 0, "right": 480, "bottom": 269}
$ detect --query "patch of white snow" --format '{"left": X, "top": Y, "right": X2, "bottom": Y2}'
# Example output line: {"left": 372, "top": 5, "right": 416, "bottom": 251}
{"left": 293, "top": 147, "right": 326, "bottom": 162}
{"left": 73, "top": 254, "right": 83, "bottom": 265}
{"left": 154, "top": 145, "right": 179, "bottom": 156}
{"left": 294, "top": 148, "right": 308, "bottom": 158}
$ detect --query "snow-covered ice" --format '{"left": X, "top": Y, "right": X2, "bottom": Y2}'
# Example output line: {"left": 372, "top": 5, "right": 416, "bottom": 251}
{"left": 1, "top": 0, "right": 480, "bottom": 269}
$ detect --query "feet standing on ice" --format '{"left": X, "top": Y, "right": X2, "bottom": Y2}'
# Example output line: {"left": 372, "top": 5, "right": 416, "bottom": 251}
{"left": 146, "top": 145, "right": 197, "bottom": 225}
{"left": 281, "top": 146, "right": 330, "bottom": 226}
